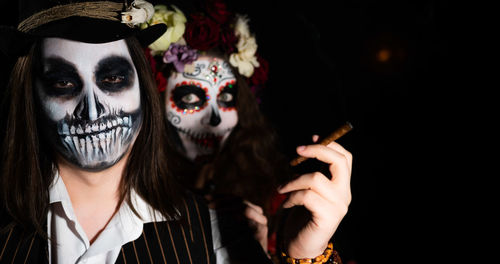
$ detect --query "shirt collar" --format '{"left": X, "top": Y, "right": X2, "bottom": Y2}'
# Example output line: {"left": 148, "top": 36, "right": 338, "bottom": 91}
{"left": 49, "top": 170, "right": 77, "bottom": 222}
{"left": 49, "top": 170, "right": 164, "bottom": 222}
{"left": 48, "top": 170, "right": 169, "bottom": 258}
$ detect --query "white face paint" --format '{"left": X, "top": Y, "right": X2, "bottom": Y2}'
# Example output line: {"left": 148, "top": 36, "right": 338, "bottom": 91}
{"left": 165, "top": 57, "right": 238, "bottom": 160}
{"left": 35, "top": 38, "right": 142, "bottom": 170}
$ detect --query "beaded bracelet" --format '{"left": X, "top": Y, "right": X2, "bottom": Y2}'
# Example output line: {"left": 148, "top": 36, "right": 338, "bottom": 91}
{"left": 281, "top": 242, "right": 339, "bottom": 264}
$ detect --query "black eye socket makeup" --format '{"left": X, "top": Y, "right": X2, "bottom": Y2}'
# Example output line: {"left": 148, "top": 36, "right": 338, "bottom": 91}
{"left": 95, "top": 56, "right": 134, "bottom": 93}
{"left": 40, "top": 57, "right": 83, "bottom": 97}
{"left": 217, "top": 83, "right": 237, "bottom": 108}
{"left": 172, "top": 85, "right": 208, "bottom": 110}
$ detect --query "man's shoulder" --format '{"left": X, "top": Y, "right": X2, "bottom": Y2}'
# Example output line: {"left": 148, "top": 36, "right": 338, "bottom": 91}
{"left": 118, "top": 192, "right": 216, "bottom": 264}
{"left": 0, "top": 213, "right": 47, "bottom": 263}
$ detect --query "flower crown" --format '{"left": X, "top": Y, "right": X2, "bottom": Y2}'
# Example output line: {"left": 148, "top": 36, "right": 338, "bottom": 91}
{"left": 140, "top": 0, "right": 268, "bottom": 98}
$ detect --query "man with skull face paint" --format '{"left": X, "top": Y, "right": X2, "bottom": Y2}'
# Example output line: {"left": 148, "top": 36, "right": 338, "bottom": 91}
{"left": 37, "top": 38, "right": 143, "bottom": 170}
{"left": 0, "top": 0, "right": 223, "bottom": 263}
{"left": 1, "top": 1, "right": 352, "bottom": 264}
{"left": 145, "top": 1, "right": 351, "bottom": 263}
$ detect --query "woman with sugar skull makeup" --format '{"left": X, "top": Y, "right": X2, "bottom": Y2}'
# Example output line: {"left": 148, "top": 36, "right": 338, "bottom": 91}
{"left": 160, "top": 50, "right": 290, "bottom": 262}
{"left": 144, "top": 1, "right": 351, "bottom": 263}
{"left": 1, "top": 1, "right": 351, "bottom": 264}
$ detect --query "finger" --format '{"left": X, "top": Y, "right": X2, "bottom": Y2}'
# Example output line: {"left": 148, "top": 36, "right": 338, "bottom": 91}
{"left": 279, "top": 172, "right": 351, "bottom": 208}
{"left": 282, "top": 189, "right": 348, "bottom": 224}
{"left": 282, "top": 190, "right": 332, "bottom": 221}
{"left": 243, "top": 200, "right": 264, "bottom": 214}
{"left": 245, "top": 206, "right": 268, "bottom": 226}
{"left": 312, "top": 134, "right": 320, "bottom": 143}
{"left": 296, "top": 144, "right": 351, "bottom": 167}
{"left": 326, "top": 141, "right": 353, "bottom": 169}
{"left": 278, "top": 172, "right": 333, "bottom": 201}
{"left": 296, "top": 145, "right": 351, "bottom": 184}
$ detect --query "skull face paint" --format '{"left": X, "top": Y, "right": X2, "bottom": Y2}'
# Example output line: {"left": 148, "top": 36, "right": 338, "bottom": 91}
{"left": 165, "top": 57, "right": 238, "bottom": 160}
{"left": 35, "top": 38, "right": 142, "bottom": 170}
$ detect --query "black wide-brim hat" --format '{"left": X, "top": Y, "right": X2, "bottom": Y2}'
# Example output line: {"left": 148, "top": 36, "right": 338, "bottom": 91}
{"left": 0, "top": 0, "right": 166, "bottom": 57}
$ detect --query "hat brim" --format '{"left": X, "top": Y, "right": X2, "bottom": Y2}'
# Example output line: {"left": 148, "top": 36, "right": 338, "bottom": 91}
{"left": 0, "top": 17, "right": 167, "bottom": 58}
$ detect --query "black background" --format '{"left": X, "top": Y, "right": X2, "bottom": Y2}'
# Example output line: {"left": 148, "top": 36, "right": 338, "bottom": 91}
{"left": 0, "top": 0, "right": 456, "bottom": 263}
{"left": 233, "top": 1, "right": 454, "bottom": 263}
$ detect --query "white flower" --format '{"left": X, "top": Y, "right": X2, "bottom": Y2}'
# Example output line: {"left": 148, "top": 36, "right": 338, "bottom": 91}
{"left": 236, "top": 35, "right": 258, "bottom": 58}
{"left": 229, "top": 37, "right": 259, "bottom": 77}
{"left": 229, "top": 53, "right": 259, "bottom": 77}
{"left": 141, "top": 5, "right": 187, "bottom": 54}
{"left": 234, "top": 15, "right": 251, "bottom": 39}
{"left": 229, "top": 16, "right": 260, "bottom": 77}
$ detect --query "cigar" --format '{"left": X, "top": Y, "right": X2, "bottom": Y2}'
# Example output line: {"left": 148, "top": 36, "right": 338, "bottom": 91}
{"left": 290, "top": 121, "right": 353, "bottom": 167}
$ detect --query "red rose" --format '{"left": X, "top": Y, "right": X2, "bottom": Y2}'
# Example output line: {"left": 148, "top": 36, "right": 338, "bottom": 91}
{"left": 144, "top": 48, "right": 167, "bottom": 92}
{"left": 220, "top": 25, "right": 237, "bottom": 53}
{"left": 144, "top": 48, "right": 156, "bottom": 70}
{"left": 155, "top": 71, "right": 167, "bottom": 93}
{"left": 205, "top": 0, "right": 232, "bottom": 24}
{"left": 184, "top": 14, "right": 220, "bottom": 51}
{"left": 250, "top": 55, "right": 269, "bottom": 86}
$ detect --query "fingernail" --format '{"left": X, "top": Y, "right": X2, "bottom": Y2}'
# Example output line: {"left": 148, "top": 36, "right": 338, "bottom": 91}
{"left": 297, "top": 145, "right": 306, "bottom": 152}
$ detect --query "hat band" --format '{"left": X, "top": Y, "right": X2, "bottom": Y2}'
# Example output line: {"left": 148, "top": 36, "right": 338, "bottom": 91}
{"left": 18, "top": 1, "right": 124, "bottom": 33}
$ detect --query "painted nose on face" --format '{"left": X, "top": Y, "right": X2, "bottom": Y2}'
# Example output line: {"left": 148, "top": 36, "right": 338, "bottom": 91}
{"left": 74, "top": 93, "right": 105, "bottom": 121}
{"left": 204, "top": 106, "right": 221, "bottom": 127}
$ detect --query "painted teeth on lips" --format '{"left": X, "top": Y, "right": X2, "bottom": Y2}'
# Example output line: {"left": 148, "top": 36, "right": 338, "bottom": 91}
{"left": 58, "top": 115, "right": 133, "bottom": 136}
{"left": 176, "top": 127, "right": 230, "bottom": 141}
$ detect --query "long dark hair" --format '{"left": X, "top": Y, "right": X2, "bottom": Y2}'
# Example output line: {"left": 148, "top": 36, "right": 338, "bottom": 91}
{"left": 0, "top": 37, "right": 182, "bottom": 234}
{"left": 163, "top": 53, "right": 291, "bottom": 213}
{"left": 210, "top": 69, "right": 291, "bottom": 211}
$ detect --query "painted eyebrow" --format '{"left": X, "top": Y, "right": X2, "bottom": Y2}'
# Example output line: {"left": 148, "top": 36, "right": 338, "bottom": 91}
{"left": 180, "top": 74, "right": 213, "bottom": 87}
{"left": 181, "top": 62, "right": 213, "bottom": 86}
{"left": 179, "top": 74, "right": 236, "bottom": 87}
{"left": 218, "top": 76, "right": 235, "bottom": 85}
{"left": 42, "top": 57, "right": 79, "bottom": 75}
{"left": 94, "top": 55, "right": 134, "bottom": 76}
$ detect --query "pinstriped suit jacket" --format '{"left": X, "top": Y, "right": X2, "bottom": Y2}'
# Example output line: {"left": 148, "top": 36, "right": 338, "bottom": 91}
{"left": 0, "top": 194, "right": 216, "bottom": 264}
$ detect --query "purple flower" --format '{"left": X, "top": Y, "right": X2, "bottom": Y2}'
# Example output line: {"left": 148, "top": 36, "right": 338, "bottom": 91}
{"left": 163, "top": 43, "right": 199, "bottom": 72}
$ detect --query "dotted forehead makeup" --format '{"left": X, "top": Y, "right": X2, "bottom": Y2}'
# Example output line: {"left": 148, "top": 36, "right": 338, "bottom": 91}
{"left": 207, "top": 59, "right": 223, "bottom": 84}
{"left": 181, "top": 58, "right": 235, "bottom": 88}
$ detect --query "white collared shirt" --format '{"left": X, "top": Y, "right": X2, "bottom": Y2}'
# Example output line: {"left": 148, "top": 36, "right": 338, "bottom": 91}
{"left": 47, "top": 171, "right": 228, "bottom": 264}
{"left": 47, "top": 172, "right": 161, "bottom": 264}
{"left": 210, "top": 209, "right": 230, "bottom": 264}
